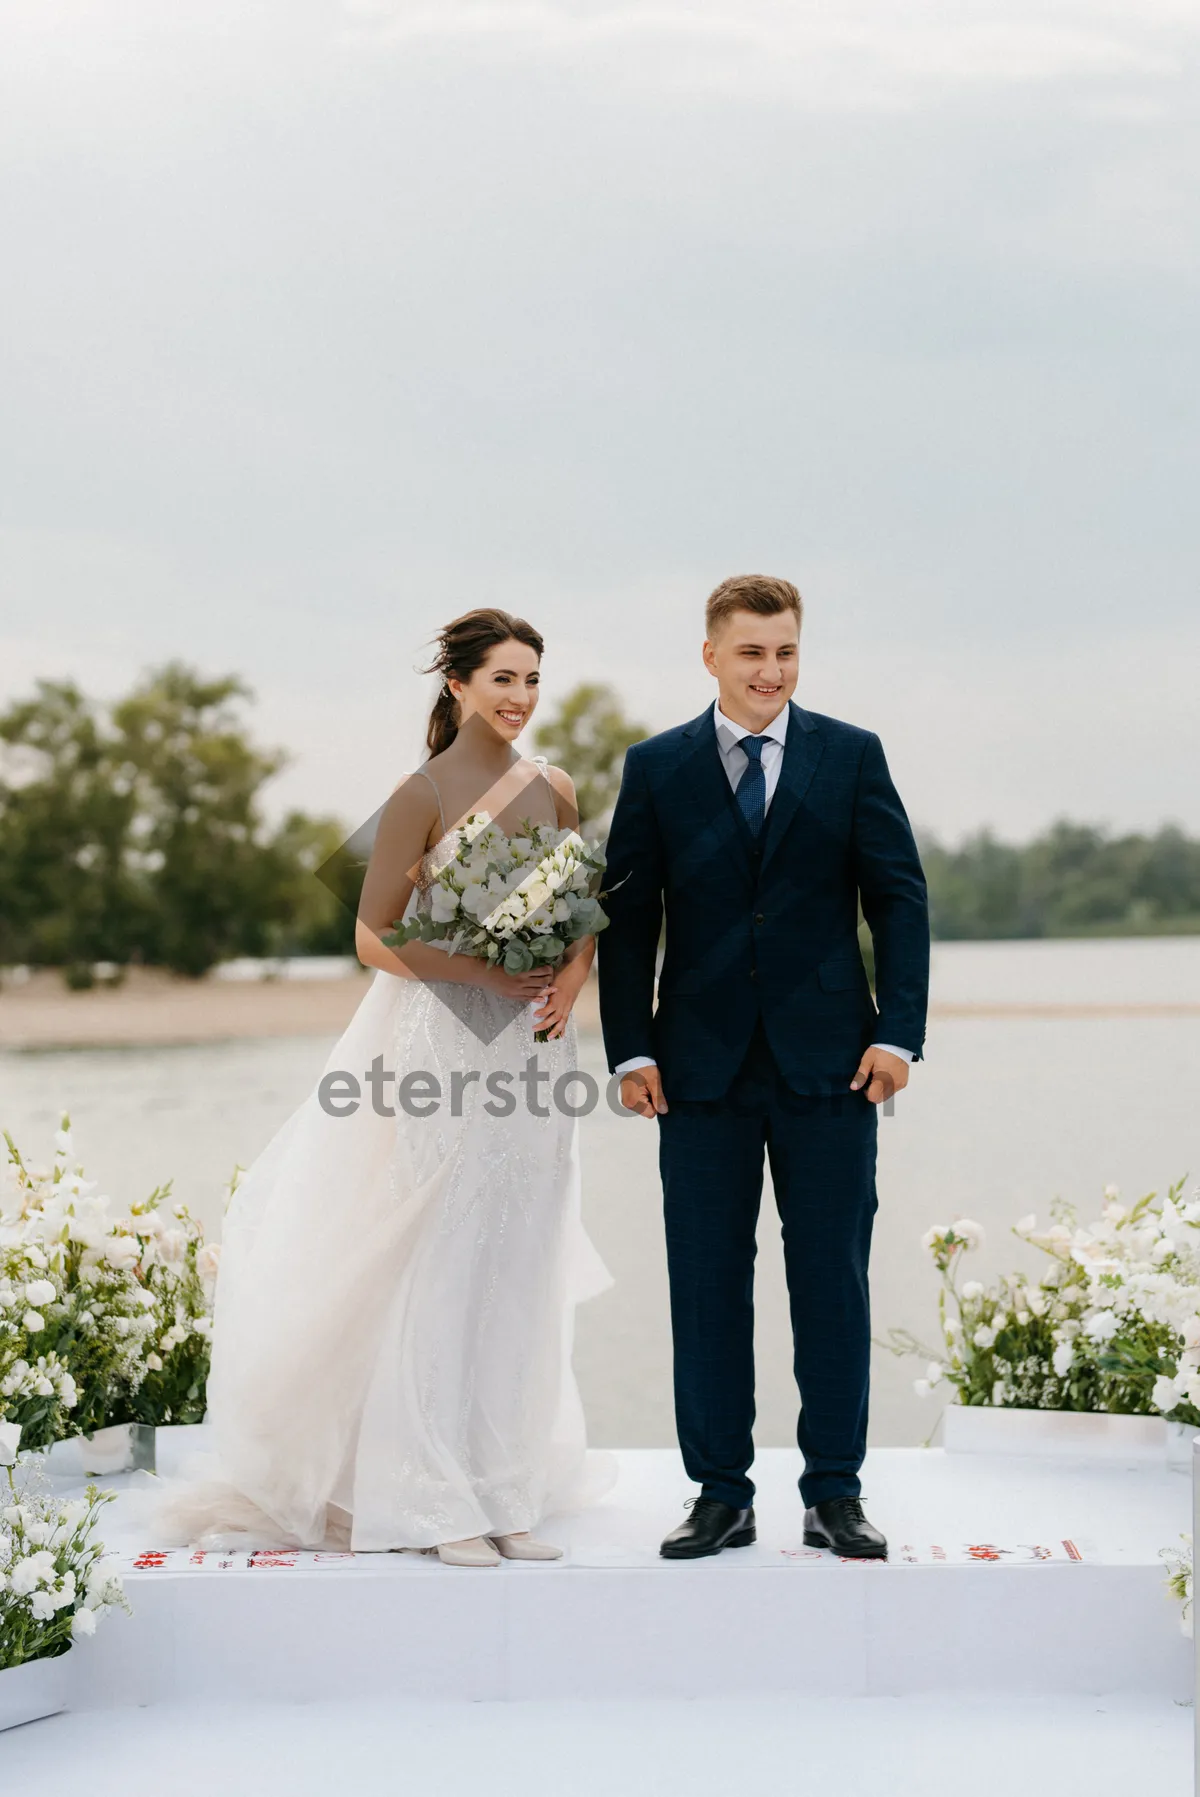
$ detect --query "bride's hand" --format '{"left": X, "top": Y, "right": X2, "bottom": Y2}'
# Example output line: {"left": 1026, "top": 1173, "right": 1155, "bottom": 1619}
{"left": 531, "top": 959, "right": 587, "bottom": 1040}
{"left": 480, "top": 963, "right": 553, "bottom": 1002}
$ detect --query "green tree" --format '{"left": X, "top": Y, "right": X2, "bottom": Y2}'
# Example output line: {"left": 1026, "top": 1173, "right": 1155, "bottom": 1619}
{"left": 534, "top": 682, "right": 648, "bottom": 831}
{"left": 921, "top": 820, "right": 1200, "bottom": 940}
{"left": 0, "top": 664, "right": 351, "bottom": 977}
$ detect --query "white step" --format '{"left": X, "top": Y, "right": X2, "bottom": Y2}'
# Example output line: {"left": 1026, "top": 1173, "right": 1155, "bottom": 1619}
{"left": 67, "top": 1448, "right": 1191, "bottom": 1707}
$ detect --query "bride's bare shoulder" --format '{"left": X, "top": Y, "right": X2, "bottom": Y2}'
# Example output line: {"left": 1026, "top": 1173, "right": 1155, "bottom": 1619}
{"left": 373, "top": 770, "right": 442, "bottom": 846}
{"left": 539, "top": 762, "right": 580, "bottom": 828}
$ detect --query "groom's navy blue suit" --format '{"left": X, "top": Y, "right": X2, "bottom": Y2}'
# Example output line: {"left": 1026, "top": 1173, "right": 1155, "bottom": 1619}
{"left": 599, "top": 701, "right": 929, "bottom": 1508}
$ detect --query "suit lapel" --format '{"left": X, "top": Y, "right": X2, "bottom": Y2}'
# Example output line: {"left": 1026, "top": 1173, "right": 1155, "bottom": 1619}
{"left": 760, "top": 703, "right": 823, "bottom": 872}
{"left": 677, "top": 707, "right": 754, "bottom": 881}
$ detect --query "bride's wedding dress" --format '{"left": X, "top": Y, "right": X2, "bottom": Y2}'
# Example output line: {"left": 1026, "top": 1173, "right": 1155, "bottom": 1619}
{"left": 162, "top": 790, "right": 613, "bottom": 1551}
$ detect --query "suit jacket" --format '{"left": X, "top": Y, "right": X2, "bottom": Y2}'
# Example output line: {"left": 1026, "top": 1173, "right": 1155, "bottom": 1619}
{"left": 597, "top": 701, "right": 930, "bottom": 1101}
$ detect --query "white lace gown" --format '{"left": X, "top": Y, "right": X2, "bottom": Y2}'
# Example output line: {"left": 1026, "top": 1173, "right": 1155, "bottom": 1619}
{"left": 162, "top": 829, "right": 613, "bottom": 1551}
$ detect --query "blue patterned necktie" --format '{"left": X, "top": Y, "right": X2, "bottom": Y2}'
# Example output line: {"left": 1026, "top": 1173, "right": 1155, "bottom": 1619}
{"left": 735, "top": 734, "right": 768, "bottom": 839}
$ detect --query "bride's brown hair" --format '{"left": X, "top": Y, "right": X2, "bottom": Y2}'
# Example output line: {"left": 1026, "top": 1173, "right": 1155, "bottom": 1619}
{"left": 423, "top": 608, "right": 545, "bottom": 757}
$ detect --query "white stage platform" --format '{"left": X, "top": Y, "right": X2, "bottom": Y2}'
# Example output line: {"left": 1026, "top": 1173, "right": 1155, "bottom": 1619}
{"left": 66, "top": 1448, "right": 1191, "bottom": 1708}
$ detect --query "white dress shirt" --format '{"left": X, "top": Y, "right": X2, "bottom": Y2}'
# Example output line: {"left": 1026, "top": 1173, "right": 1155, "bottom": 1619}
{"left": 614, "top": 699, "right": 914, "bottom": 1077}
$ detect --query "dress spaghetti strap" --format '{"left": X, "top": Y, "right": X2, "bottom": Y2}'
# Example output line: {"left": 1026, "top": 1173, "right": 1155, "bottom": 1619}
{"left": 412, "top": 766, "right": 446, "bottom": 835}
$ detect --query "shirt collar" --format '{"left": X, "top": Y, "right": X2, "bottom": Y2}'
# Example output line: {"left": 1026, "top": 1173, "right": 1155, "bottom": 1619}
{"left": 713, "top": 698, "right": 789, "bottom": 750}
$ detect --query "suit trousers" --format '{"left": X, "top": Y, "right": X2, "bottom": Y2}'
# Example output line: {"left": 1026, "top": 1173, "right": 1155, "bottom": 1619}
{"left": 657, "top": 1023, "right": 878, "bottom": 1509}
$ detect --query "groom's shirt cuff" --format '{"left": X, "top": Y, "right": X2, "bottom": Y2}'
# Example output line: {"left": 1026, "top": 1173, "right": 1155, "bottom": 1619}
{"left": 616, "top": 1045, "right": 913, "bottom": 1075}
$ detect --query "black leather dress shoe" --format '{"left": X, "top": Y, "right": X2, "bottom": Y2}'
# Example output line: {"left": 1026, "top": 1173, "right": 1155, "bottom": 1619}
{"left": 660, "top": 1497, "right": 756, "bottom": 1560}
{"left": 803, "top": 1497, "right": 887, "bottom": 1559}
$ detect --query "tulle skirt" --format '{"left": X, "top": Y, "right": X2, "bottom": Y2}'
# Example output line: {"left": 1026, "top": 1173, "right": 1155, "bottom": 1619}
{"left": 157, "top": 970, "right": 613, "bottom": 1550}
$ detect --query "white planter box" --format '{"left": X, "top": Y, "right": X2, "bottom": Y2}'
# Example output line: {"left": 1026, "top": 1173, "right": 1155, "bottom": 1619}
{"left": 942, "top": 1404, "right": 1197, "bottom": 1466}
{"left": 0, "top": 1653, "right": 72, "bottom": 1732}
{"left": 44, "top": 1423, "right": 157, "bottom": 1479}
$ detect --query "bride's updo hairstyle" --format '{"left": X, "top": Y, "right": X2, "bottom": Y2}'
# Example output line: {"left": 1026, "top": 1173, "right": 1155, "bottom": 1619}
{"left": 424, "top": 608, "right": 545, "bottom": 756}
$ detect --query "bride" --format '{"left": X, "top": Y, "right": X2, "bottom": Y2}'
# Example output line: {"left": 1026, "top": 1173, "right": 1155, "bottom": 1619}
{"left": 166, "top": 608, "right": 612, "bottom": 1566}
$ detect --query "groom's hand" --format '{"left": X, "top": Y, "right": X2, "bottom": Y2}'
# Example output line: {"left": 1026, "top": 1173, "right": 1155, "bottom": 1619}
{"left": 619, "top": 1066, "right": 669, "bottom": 1118}
{"left": 851, "top": 1047, "right": 910, "bottom": 1105}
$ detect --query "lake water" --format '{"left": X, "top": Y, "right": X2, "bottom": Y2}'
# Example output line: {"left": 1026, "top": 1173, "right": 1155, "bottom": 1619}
{"left": 3, "top": 938, "right": 1198, "bottom": 1454}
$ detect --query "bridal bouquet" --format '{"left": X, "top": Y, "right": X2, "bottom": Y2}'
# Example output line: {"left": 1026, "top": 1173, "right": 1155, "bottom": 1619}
{"left": 890, "top": 1180, "right": 1200, "bottom": 1423}
{"left": 383, "top": 813, "right": 609, "bottom": 1040}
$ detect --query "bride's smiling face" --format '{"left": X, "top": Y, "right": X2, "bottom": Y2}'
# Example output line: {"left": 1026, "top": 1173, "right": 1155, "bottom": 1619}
{"left": 449, "top": 638, "right": 542, "bottom": 742}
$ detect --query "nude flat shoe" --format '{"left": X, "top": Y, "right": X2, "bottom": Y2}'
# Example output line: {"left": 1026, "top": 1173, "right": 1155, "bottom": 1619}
{"left": 489, "top": 1532, "right": 564, "bottom": 1561}
{"left": 435, "top": 1536, "right": 502, "bottom": 1567}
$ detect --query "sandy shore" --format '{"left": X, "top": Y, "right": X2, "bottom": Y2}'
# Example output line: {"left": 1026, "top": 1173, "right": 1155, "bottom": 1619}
{"left": 2, "top": 966, "right": 1198, "bottom": 1050}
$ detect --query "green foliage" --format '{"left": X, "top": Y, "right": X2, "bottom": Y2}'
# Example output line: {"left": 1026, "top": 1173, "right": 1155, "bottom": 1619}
{"left": 922, "top": 820, "right": 1200, "bottom": 940}
{"left": 534, "top": 682, "right": 647, "bottom": 831}
{"left": 0, "top": 665, "right": 350, "bottom": 977}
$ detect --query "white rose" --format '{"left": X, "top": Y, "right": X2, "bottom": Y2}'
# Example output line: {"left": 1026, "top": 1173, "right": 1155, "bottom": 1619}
{"left": 30, "top": 1588, "right": 57, "bottom": 1622}
{"left": 196, "top": 1243, "right": 221, "bottom": 1282}
{"left": 0, "top": 1420, "right": 21, "bottom": 1464}
{"left": 1152, "top": 1373, "right": 1182, "bottom": 1413}
{"left": 1084, "top": 1310, "right": 1120, "bottom": 1343}
{"left": 103, "top": 1236, "right": 141, "bottom": 1271}
{"left": 22, "top": 1311, "right": 45, "bottom": 1333}
{"left": 972, "top": 1325, "right": 996, "bottom": 1350}
{"left": 961, "top": 1281, "right": 984, "bottom": 1301}
{"left": 145, "top": 1353, "right": 163, "bottom": 1372}
{"left": 521, "top": 878, "right": 551, "bottom": 914}
{"left": 429, "top": 886, "right": 459, "bottom": 924}
{"left": 459, "top": 882, "right": 491, "bottom": 920}
{"left": 24, "top": 1280, "right": 56, "bottom": 1308}
{"left": 1183, "top": 1317, "right": 1200, "bottom": 1351}
{"left": 551, "top": 899, "right": 572, "bottom": 922}
{"left": 72, "top": 1606, "right": 98, "bottom": 1639}
{"left": 158, "top": 1229, "right": 187, "bottom": 1266}
{"left": 1052, "top": 1343, "right": 1074, "bottom": 1378}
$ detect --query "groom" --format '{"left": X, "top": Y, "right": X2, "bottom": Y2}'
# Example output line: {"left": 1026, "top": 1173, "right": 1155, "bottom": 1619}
{"left": 598, "top": 575, "right": 929, "bottom": 1560}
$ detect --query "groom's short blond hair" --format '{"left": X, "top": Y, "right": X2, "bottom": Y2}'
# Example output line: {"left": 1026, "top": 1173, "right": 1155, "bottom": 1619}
{"left": 705, "top": 574, "right": 803, "bottom": 638}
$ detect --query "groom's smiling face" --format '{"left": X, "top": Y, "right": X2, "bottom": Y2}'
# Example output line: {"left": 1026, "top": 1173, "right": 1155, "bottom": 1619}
{"left": 702, "top": 607, "right": 800, "bottom": 733}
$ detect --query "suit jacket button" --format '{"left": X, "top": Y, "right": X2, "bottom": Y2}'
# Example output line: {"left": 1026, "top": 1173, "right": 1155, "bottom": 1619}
{"left": 754, "top": 913, "right": 764, "bottom": 925}
{"left": 749, "top": 969, "right": 757, "bottom": 981}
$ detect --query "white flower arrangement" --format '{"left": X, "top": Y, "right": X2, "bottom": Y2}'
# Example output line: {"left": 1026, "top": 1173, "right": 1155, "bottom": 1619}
{"left": 1161, "top": 1534, "right": 1193, "bottom": 1638}
{"left": 0, "top": 1439, "right": 128, "bottom": 1670}
{"left": 891, "top": 1181, "right": 1200, "bottom": 1421}
{"left": 383, "top": 813, "right": 610, "bottom": 1038}
{"left": 0, "top": 1122, "right": 219, "bottom": 1450}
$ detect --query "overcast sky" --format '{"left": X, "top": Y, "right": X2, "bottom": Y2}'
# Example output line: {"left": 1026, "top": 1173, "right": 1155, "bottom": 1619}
{"left": 2, "top": 0, "right": 1197, "bottom": 841}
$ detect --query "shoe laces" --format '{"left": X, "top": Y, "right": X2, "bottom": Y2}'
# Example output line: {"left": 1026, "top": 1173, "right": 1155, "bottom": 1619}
{"left": 826, "top": 1496, "right": 865, "bottom": 1522}
{"left": 686, "top": 1496, "right": 735, "bottom": 1519}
